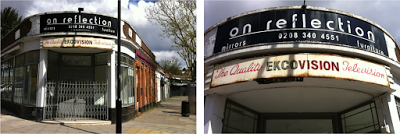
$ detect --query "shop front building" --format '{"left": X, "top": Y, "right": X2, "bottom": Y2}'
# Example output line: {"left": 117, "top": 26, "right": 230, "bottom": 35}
{"left": 204, "top": 6, "right": 400, "bottom": 133}
{"left": 155, "top": 65, "right": 168, "bottom": 103}
{"left": 1, "top": 11, "right": 158, "bottom": 123}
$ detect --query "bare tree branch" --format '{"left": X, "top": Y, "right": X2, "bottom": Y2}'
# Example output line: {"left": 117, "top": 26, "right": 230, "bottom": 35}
{"left": 146, "top": 0, "right": 196, "bottom": 82}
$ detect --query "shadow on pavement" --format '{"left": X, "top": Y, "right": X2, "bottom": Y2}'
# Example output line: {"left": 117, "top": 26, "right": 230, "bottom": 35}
{"left": 1, "top": 108, "right": 36, "bottom": 121}
{"left": 1, "top": 108, "right": 16, "bottom": 116}
{"left": 61, "top": 124, "right": 101, "bottom": 134}
{"left": 162, "top": 111, "right": 180, "bottom": 114}
{"left": 159, "top": 105, "right": 181, "bottom": 110}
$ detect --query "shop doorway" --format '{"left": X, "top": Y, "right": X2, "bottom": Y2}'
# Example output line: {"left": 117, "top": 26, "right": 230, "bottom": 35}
{"left": 222, "top": 99, "right": 381, "bottom": 133}
{"left": 44, "top": 51, "right": 109, "bottom": 121}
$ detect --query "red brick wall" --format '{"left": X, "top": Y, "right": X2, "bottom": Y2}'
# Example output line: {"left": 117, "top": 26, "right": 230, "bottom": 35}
{"left": 135, "top": 59, "right": 157, "bottom": 111}
{"left": 141, "top": 41, "right": 156, "bottom": 60}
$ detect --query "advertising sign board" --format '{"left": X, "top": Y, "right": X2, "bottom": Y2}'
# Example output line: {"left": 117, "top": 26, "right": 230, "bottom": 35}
{"left": 43, "top": 37, "right": 114, "bottom": 49}
{"left": 212, "top": 53, "right": 389, "bottom": 87}
{"left": 214, "top": 9, "right": 388, "bottom": 56}
{"left": 40, "top": 13, "right": 118, "bottom": 36}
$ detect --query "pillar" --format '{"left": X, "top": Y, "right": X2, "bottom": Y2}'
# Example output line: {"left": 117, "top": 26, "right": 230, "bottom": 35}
{"left": 204, "top": 94, "right": 226, "bottom": 134}
{"left": 35, "top": 49, "right": 47, "bottom": 122}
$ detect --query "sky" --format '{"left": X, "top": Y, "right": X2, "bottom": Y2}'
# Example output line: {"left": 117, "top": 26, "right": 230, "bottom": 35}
{"left": 1, "top": 0, "right": 187, "bottom": 68}
{"left": 204, "top": 0, "right": 400, "bottom": 43}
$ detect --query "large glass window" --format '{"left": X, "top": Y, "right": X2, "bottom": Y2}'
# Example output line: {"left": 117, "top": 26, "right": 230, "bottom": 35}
{"left": 1, "top": 69, "right": 10, "bottom": 100}
{"left": 222, "top": 99, "right": 258, "bottom": 133}
{"left": 115, "top": 53, "right": 135, "bottom": 107}
{"left": 23, "top": 50, "right": 39, "bottom": 106}
{"left": 61, "top": 55, "right": 92, "bottom": 66}
{"left": 1, "top": 58, "right": 13, "bottom": 101}
{"left": 14, "top": 66, "right": 24, "bottom": 104}
{"left": 1, "top": 51, "right": 38, "bottom": 105}
{"left": 341, "top": 102, "right": 379, "bottom": 133}
{"left": 9, "top": 69, "right": 14, "bottom": 101}
{"left": 23, "top": 65, "right": 30, "bottom": 104}
{"left": 25, "top": 50, "right": 39, "bottom": 64}
{"left": 95, "top": 53, "right": 107, "bottom": 82}
{"left": 396, "top": 98, "right": 400, "bottom": 122}
{"left": 47, "top": 51, "right": 59, "bottom": 81}
{"left": 29, "top": 64, "right": 38, "bottom": 106}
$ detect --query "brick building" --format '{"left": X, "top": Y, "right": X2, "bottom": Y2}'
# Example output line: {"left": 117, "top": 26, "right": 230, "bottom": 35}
{"left": 1, "top": 11, "right": 162, "bottom": 123}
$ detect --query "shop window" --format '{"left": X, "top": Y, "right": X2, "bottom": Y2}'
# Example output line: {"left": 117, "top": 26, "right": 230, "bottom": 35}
{"left": 1, "top": 58, "right": 14, "bottom": 101}
{"left": 129, "top": 67, "right": 134, "bottom": 104}
{"left": 341, "top": 102, "right": 379, "bottom": 133}
{"left": 1, "top": 70, "right": 3, "bottom": 85}
{"left": 23, "top": 65, "right": 30, "bottom": 104}
{"left": 48, "top": 51, "right": 59, "bottom": 64}
{"left": 9, "top": 58, "right": 14, "bottom": 69}
{"left": 61, "top": 55, "right": 92, "bottom": 66}
{"left": 1, "top": 60, "right": 8, "bottom": 70}
{"left": 95, "top": 53, "right": 107, "bottom": 65}
{"left": 115, "top": 53, "right": 135, "bottom": 107}
{"left": 22, "top": 57, "right": 39, "bottom": 106}
{"left": 15, "top": 54, "right": 24, "bottom": 67}
{"left": 14, "top": 66, "right": 24, "bottom": 104}
{"left": 47, "top": 51, "right": 59, "bottom": 81}
{"left": 25, "top": 50, "right": 39, "bottom": 64}
{"left": 8, "top": 69, "right": 14, "bottom": 101}
{"left": 1, "top": 69, "right": 10, "bottom": 101}
{"left": 1, "top": 51, "right": 38, "bottom": 105}
{"left": 223, "top": 99, "right": 258, "bottom": 133}
{"left": 123, "top": 67, "right": 129, "bottom": 105}
{"left": 396, "top": 98, "right": 400, "bottom": 122}
{"left": 29, "top": 64, "right": 38, "bottom": 106}
{"left": 95, "top": 53, "right": 108, "bottom": 82}
{"left": 3, "top": 70, "right": 9, "bottom": 85}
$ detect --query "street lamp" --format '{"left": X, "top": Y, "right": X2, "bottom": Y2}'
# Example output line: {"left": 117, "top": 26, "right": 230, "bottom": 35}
{"left": 78, "top": 7, "right": 84, "bottom": 13}
{"left": 116, "top": 0, "right": 122, "bottom": 133}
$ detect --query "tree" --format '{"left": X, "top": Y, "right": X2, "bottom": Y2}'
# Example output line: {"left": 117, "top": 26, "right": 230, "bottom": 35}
{"left": 146, "top": 0, "right": 196, "bottom": 82}
{"left": 158, "top": 57, "right": 182, "bottom": 75}
{"left": 1, "top": 6, "right": 23, "bottom": 38}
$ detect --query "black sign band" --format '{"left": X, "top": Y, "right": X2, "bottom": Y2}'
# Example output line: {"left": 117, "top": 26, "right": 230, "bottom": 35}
{"left": 214, "top": 9, "right": 388, "bottom": 56}
{"left": 40, "top": 13, "right": 118, "bottom": 36}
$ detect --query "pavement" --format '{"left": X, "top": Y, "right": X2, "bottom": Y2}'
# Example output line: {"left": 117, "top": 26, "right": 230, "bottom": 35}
{"left": 1, "top": 96, "right": 196, "bottom": 134}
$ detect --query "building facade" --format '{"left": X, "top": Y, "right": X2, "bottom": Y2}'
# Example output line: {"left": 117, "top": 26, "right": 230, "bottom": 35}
{"left": 204, "top": 6, "right": 400, "bottom": 133}
{"left": 1, "top": 11, "right": 160, "bottom": 123}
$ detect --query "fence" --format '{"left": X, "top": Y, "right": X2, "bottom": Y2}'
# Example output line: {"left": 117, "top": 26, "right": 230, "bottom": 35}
{"left": 44, "top": 81, "right": 108, "bottom": 121}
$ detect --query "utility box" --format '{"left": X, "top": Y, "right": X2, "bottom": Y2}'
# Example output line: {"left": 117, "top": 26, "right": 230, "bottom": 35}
{"left": 188, "top": 82, "right": 196, "bottom": 115}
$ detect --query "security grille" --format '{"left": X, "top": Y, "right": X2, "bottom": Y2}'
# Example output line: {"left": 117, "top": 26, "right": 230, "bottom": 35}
{"left": 44, "top": 81, "right": 108, "bottom": 121}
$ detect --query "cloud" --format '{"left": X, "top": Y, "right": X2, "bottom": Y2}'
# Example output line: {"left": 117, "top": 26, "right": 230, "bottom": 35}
{"left": 153, "top": 51, "right": 186, "bottom": 68}
{"left": 1, "top": 0, "right": 187, "bottom": 67}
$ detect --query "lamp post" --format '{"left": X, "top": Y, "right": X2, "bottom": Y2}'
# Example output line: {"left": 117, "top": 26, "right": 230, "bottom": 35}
{"left": 78, "top": 7, "right": 83, "bottom": 13}
{"left": 116, "top": 0, "right": 122, "bottom": 133}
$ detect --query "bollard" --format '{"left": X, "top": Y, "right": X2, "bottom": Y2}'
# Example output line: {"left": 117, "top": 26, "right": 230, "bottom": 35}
{"left": 181, "top": 101, "right": 190, "bottom": 117}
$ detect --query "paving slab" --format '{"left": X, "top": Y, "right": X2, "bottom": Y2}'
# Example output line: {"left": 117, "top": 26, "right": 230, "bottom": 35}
{"left": 1, "top": 96, "right": 196, "bottom": 133}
